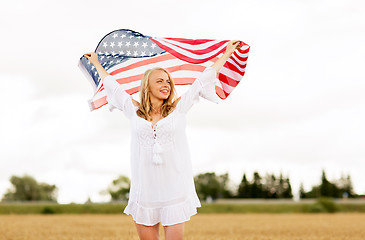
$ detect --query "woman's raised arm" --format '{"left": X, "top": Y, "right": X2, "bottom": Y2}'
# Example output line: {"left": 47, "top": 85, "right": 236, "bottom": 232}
{"left": 83, "top": 52, "right": 109, "bottom": 80}
{"left": 211, "top": 40, "right": 243, "bottom": 73}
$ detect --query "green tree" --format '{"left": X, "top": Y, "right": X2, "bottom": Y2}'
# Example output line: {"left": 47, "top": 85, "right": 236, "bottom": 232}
{"left": 194, "top": 172, "right": 232, "bottom": 200}
{"left": 299, "top": 183, "right": 306, "bottom": 199}
{"left": 104, "top": 175, "right": 131, "bottom": 201}
{"left": 1, "top": 174, "right": 58, "bottom": 202}
{"left": 251, "top": 172, "right": 264, "bottom": 198}
{"left": 237, "top": 173, "right": 251, "bottom": 198}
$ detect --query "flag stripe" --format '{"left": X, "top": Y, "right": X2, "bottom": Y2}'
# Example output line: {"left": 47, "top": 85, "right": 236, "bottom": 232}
{"left": 151, "top": 38, "right": 228, "bottom": 63}
{"left": 80, "top": 29, "right": 250, "bottom": 111}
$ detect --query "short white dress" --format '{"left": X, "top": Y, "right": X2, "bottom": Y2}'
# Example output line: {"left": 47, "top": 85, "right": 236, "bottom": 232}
{"left": 103, "top": 67, "right": 218, "bottom": 226}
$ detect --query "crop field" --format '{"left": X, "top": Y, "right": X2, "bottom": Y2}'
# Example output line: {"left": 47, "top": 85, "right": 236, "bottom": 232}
{"left": 1, "top": 213, "right": 365, "bottom": 240}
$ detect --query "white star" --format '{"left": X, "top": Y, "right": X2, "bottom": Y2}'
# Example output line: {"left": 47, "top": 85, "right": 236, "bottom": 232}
{"left": 133, "top": 42, "right": 139, "bottom": 47}
{"left": 133, "top": 51, "right": 138, "bottom": 56}
{"left": 103, "top": 42, "right": 108, "bottom": 48}
{"left": 97, "top": 51, "right": 103, "bottom": 55}
{"left": 142, "top": 42, "right": 148, "bottom": 48}
{"left": 111, "top": 51, "right": 116, "bottom": 55}
{"left": 110, "top": 42, "right": 115, "bottom": 48}
{"left": 121, "top": 34, "right": 126, "bottom": 38}
{"left": 129, "top": 35, "right": 134, "bottom": 39}
{"left": 127, "top": 50, "right": 131, "bottom": 56}
{"left": 104, "top": 51, "right": 109, "bottom": 55}
{"left": 137, "top": 36, "right": 142, "bottom": 39}
{"left": 149, "top": 52, "right": 154, "bottom": 56}
{"left": 141, "top": 51, "right": 146, "bottom": 56}
{"left": 112, "top": 33, "right": 118, "bottom": 39}
{"left": 125, "top": 41, "right": 131, "bottom": 47}
{"left": 119, "top": 50, "right": 125, "bottom": 55}
{"left": 118, "top": 41, "right": 123, "bottom": 47}
{"left": 151, "top": 43, "right": 156, "bottom": 49}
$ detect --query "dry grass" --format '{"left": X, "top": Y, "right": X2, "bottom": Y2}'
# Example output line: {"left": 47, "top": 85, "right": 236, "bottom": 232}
{"left": 1, "top": 213, "right": 365, "bottom": 240}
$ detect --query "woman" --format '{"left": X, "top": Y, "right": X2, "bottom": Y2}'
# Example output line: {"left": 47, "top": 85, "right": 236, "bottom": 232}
{"left": 84, "top": 40, "right": 242, "bottom": 240}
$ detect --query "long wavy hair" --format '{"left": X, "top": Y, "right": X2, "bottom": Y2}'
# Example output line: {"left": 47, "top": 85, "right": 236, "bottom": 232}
{"left": 136, "top": 67, "right": 177, "bottom": 121}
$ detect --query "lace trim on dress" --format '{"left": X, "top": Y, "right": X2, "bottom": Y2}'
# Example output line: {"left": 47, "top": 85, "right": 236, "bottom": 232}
{"left": 123, "top": 195, "right": 201, "bottom": 226}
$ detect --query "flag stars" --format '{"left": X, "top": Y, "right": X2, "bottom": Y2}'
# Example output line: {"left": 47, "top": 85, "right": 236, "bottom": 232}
{"left": 142, "top": 42, "right": 148, "bottom": 48}
{"left": 133, "top": 42, "right": 139, "bottom": 47}
{"left": 129, "top": 35, "right": 134, "bottom": 39}
{"left": 151, "top": 43, "right": 157, "bottom": 49}
{"left": 125, "top": 41, "right": 131, "bottom": 47}
{"left": 126, "top": 50, "right": 131, "bottom": 56}
{"left": 141, "top": 51, "right": 146, "bottom": 56}
{"left": 112, "top": 33, "right": 118, "bottom": 39}
{"left": 118, "top": 41, "right": 123, "bottom": 47}
{"left": 133, "top": 51, "right": 138, "bottom": 57}
{"left": 103, "top": 42, "right": 108, "bottom": 48}
{"left": 119, "top": 50, "right": 125, "bottom": 55}
{"left": 111, "top": 51, "right": 116, "bottom": 55}
{"left": 121, "top": 34, "right": 126, "bottom": 38}
{"left": 110, "top": 42, "right": 115, "bottom": 48}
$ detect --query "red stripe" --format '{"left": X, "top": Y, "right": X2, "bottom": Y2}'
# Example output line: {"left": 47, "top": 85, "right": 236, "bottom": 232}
{"left": 215, "top": 86, "right": 228, "bottom": 99}
{"left": 110, "top": 54, "right": 176, "bottom": 75}
{"left": 218, "top": 73, "right": 240, "bottom": 87}
{"left": 173, "top": 78, "right": 196, "bottom": 85}
{"left": 164, "top": 38, "right": 215, "bottom": 45}
{"left": 151, "top": 39, "right": 225, "bottom": 64}
{"left": 155, "top": 38, "right": 229, "bottom": 56}
{"left": 91, "top": 96, "right": 107, "bottom": 110}
{"left": 113, "top": 64, "right": 206, "bottom": 84}
{"left": 223, "top": 61, "right": 244, "bottom": 76}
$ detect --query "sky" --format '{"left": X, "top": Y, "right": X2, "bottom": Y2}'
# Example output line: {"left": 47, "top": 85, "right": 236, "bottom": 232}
{"left": 0, "top": 0, "right": 364, "bottom": 203}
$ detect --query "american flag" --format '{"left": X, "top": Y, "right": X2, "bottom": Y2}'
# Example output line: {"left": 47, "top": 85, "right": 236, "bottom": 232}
{"left": 78, "top": 29, "right": 250, "bottom": 111}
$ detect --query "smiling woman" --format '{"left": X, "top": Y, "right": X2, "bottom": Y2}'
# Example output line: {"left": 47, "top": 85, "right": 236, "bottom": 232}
{"left": 83, "top": 40, "right": 242, "bottom": 240}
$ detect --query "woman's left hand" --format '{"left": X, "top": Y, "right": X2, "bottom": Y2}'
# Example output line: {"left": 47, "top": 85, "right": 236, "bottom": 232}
{"left": 225, "top": 40, "right": 243, "bottom": 55}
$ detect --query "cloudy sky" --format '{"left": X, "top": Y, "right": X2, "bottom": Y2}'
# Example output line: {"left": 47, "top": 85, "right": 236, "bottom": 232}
{"left": 1, "top": 0, "right": 364, "bottom": 203}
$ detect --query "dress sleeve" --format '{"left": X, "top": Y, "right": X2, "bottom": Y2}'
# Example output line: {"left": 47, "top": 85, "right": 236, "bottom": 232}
{"left": 176, "top": 67, "right": 218, "bottom": 114}
{"left": 103, "top": 75, "right": 136, "bottom": 119}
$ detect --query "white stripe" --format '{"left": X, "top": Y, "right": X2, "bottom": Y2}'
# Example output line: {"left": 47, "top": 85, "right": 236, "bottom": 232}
{"left": 231, "top": 53, "right": 248, "bottom": 65}
{"left": 220, "top": 66, "right": 243, "bottom": 81}
{"left": 153, "top": 38, "right": 228, "bottom": 60}
{"left": 234, "top": 49, "right": 249, "bottom": 58}
{"left": 154, "top": 37, "right": 226, "bottom": 51}
{"left": 227, "top": 58, "right": 247, "bottom": 72}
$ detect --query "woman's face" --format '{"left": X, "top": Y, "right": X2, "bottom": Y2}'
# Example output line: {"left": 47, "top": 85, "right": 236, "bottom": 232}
{"left": 148, "top": 70, "right": 171, "bottom": 101}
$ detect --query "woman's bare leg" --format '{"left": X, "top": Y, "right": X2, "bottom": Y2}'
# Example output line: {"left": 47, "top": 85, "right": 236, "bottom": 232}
{"left": 163, "top": 222, "right": 185, "bottom": 240}
{"left": 134, "top": 221, "right": 160, "bottom": 240}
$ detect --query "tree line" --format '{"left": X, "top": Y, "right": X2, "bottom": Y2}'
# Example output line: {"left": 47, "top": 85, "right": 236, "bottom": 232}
{"left": 1, "top": 170, "right": 360, "bottom": 202}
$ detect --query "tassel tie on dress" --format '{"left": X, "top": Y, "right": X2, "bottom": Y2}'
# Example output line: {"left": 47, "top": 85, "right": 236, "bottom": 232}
{"left": 152, "top": 140, "right": 163, "bottom": 165}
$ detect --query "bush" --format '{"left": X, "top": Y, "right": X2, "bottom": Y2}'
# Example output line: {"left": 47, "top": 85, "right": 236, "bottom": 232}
{"left": 41, "top": 206, "right": 55, "bottom": 214}
{"left": 316, "top": 197, "right": 339, "bottom": 213}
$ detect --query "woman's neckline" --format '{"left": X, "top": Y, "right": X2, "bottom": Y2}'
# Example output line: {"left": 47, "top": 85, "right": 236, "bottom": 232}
{"left": 136, "top": 108, "right": 177, "bottom": 128}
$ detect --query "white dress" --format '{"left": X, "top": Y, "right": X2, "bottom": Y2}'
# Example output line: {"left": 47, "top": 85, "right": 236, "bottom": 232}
{"left": 103, "top": 67, "right": 218, "bottom": 226}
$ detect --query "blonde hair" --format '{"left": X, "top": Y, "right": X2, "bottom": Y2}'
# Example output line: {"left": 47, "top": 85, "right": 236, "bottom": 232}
{"left": 136, "top": 67, "right": 177, "bottom": 121}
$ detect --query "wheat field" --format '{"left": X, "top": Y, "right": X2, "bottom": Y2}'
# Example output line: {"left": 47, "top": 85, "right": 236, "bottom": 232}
{"left": 1, "top": 214, "right": 365, "bottom": 240}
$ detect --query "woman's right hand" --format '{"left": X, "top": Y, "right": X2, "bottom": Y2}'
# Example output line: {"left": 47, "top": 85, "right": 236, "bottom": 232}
{"left": 83, "top": 52, "right": 99, "bottom": 65}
